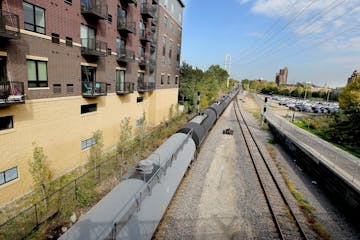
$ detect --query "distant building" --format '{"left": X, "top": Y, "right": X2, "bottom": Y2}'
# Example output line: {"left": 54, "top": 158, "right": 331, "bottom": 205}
{"left": 275, "top": 67, "right": 288, "bottom": 85}
{"left": 347, "top": 70, "right": 359, "bottom": 84}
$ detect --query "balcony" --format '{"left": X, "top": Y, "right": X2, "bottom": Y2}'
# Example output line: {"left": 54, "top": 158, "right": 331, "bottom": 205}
{"left": 0, "top": 10, "right": 20, "bottom": 39}
{"left": 116, "top": 48, "right": 135, "bottom": 64}
{"left": 116, "top": 82, "right": 134, "bottom": 95}
{"left": 138, "top": 56, "right": 148, "bottom": 69}
{"left": 117, "top": 18, "right": 136, "bottom": 34}
{"left": 81, "top": 0, "right": 108, "bottom": 20}
{"left": 120, "top": 0, "right": 137, "bottom": 4}
{"left": 140, "top": 31, "right": 152, "bottom": 43}
{"left": 0, "top": 81, "right": 25, "bottom": 106}
{"left": 151, "top": 17, "right": 158, "bottom": 26}
{"left": 82, "top": 81, "right": 107, "bottom": 98}
{"left": 140, "top": 3, "right": 154, "bottom": 18}
{"left": 150, "top": 36, "right": 157, "bottom": 47}
{"left": 81, "top": 38, "right": 108, "bottom": 57}
{"left": 149, "top": 59, "right": 156, "bottom": 73}
{"left": 137, "top": 81, "right": 155, "bottom": 93}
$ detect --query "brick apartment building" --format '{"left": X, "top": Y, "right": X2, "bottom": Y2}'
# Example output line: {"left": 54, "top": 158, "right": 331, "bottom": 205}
{"left": 0, "top": 0, "right": 184, "bottom": 206}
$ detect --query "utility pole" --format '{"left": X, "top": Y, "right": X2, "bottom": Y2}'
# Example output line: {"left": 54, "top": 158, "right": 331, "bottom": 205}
{"left": 224, "top": 54, "right": 231, "bottom": 88}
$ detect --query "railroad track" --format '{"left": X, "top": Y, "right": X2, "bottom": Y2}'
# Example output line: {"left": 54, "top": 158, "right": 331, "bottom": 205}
{"left": 233, "top": 97, "right": 310, "bottom": 240}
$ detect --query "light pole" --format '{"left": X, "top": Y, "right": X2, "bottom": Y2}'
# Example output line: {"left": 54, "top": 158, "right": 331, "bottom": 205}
{"left": 304, "top": 81, "right": 311, "bottom": 100}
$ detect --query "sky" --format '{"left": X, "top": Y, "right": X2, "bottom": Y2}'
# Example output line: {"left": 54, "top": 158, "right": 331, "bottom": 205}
{"left": 180, "top": 0, "right": 360, "bottom": 88}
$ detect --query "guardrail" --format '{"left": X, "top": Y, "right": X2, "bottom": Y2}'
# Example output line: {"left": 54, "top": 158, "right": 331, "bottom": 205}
{"left": 252, "top": 94, "right": 360, "bottom": 189}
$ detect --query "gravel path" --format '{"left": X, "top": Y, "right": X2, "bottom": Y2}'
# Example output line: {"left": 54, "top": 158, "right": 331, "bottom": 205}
{"left": 155, "top": 102, "right": 277, "bottom": 239}
{"left": 155, "top": 94, "right": 360, "bottom": 240}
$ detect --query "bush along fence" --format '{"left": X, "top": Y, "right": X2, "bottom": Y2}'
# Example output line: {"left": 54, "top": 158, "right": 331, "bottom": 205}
{"left": 0, "top": 115, "right": 187, "bottom": 240}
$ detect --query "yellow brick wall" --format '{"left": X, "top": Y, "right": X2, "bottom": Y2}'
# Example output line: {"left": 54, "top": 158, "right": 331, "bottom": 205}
{"left": 0, "top": 88, "right": 178, "bottom": 206}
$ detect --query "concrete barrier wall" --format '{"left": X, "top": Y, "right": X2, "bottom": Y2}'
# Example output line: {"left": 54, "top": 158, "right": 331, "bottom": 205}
{"left": 267, "top": 121, "right": 360, "bottom": 215}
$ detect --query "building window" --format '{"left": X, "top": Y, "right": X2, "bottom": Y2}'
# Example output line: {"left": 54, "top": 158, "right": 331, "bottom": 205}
{"left": 169, "top": 43, "right": 172, "bottom": 65}
{"left": 161, "top": 75, "right": 164, "bottom": 85}
{"left": 107, "top": 83, "right": 111, "bottom": 91}
{"left": 53, "top": 84, "right": 61, "bottom": 94}
{"left": 23, "top": 2, "right": 45, "bottom": 34}
{"left": 66, "top": 84, "right": 74, "bottom": 94}
{"left": 163, "top": 16, "right": 168, "bottom": 28}
{"left": 0, "top": 116, "right": 13, "bottom": 131}
{"left": 0, "top": 57, "right": 7, "bottom": 82}
{"left": 65, "top": 0, "right": 72, "bottom": 4}
{"left": 137, "top": 96, "right": 143, "bottom": 103}
{"left": 81, "top": 137, "right": 96, "bottom": 150}
{"left": 81, "top": 103, "right": 97, "bottom": 114}
{"left": 80, "top": 24, "right": 96, "bottom": 48}
{"left": 27, "top": 60, "right": 48, "bottom": 88}
{"left": 107, "top": 48, "right": 112, "bottom": 55}
{"left": 176, "top": 46, "right": 181, "bottom": 66}
{"left": 137, "top": 72, "right": 145, "bottom": 83}
{"left": 51, "top": 33, "right": 60, "bottom": 44}
{"left": 81, "top": 66, "right": 96, "bottom": 82}
{"left": 107, "top": 14, "right": 112, "bottom": 23}
{"left": 175, "top": 76, "right": 178, "bottom": 85}
{"left": 116, "top": 70, "right": 126, "bottom": 92}
{"left": 167, "top": 75, "right": 170, "bottom": 84}
{"left": 162, "top": 36, "right": 166, "bottom": 65}
{"left": 170, "top": 22, "right": 174, "bottom": 33}
{"left": 0, "top": 167, "right": 19, "bottom": 186}
{"left": 66, "top": 37, "right": 73, "bottom": 47}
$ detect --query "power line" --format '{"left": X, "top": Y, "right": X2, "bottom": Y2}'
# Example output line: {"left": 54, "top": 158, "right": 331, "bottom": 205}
{"left": 238, "top": 0, "right": 318, "bottom": 61}
{"left": 239, "top": 0, "right": 351, "bottom": 66}
{"left": 239, "top": 0, "right": 300, "bottom": 59}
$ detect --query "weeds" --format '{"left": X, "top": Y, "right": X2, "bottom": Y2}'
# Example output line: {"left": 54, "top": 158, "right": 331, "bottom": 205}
{"left": 266, "top": 144, "right": 331, "bottom": 240}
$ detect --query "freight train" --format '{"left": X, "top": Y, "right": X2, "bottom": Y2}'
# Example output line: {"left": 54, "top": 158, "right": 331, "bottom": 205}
{"left": 59, "top": 86, "right": 239, "bottom": 240}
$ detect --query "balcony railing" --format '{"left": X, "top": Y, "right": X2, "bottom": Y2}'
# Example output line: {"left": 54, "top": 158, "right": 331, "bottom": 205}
{"left": 140, "top": 3, "right": 154, "bottom": 18}
{"left": 116, "top": 48, "right": 135, "bottom": 63}
{"left": 82, "top": 81, "right": 107, "bottom": 97}
{"left": 0, "top": 10, "right": 20, "bottom": 39}
{"left": 81, "top": 38, "right": 108, "bottom": 57}
{"left": 81, "top": 0, "right": 108, "bottom": 19}
{"left": 117, "top": 18, "right": 136, "bottom": 34}
{"left": 0, "top": 81, "right": 25, "bottom": 106}
{"left": 116, "top": 82, "right": 134, "bottom": 94}
{"left": 120, "top": 0, "right": 137, "bottom": 4}
{"left": 151, "top": 17, "right": 158, "bottom": 26}
{"left": 149, "top": 59, "right": 156, "bottom": 73}
{"left": 140, "top": 31, "right": 152, "bottom": 43}
{"left": 138, "top": 56, "right": 148, "bottom": 69}
{"left": 150, "top": 36, "right": 157, "bottom": 47}
{"left": 137, "top": 81, "right": 155, "bottom": 92}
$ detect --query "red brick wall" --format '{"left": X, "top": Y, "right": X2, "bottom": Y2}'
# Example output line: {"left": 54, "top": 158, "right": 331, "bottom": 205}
{"left": 0, "top": 0, "right": 182, "bottom": 100}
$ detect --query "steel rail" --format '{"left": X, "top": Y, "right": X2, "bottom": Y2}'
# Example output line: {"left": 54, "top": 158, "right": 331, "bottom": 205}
{"left": 233, "top": 97, "right": 309, "bottom": 240}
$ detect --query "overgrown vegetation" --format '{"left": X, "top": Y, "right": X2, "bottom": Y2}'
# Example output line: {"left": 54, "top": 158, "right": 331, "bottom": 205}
{"left": 266, "top": 144, "right": 331, "bottom": 240}
{"left": 179, "top": 63, "right": 237, "bottom": 112}
{"left": 244, "top": 77, "right": 360, "bottom": 157}
{"left": 28, "top": 143, "right": 54, "bottom": 204}
{"left": 0, "top": 115, "right": 190, "bottom": 240}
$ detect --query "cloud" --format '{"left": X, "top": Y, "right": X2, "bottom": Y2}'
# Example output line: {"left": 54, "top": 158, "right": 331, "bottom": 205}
{"left": 239, "top": 0, "right": 251, "bottom": 4}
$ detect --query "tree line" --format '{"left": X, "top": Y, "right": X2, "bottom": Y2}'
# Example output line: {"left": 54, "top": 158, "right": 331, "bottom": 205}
{"left": 242, "top": 79, "right": 339, "bottom": 101}
{"left": 179, "top": 62, "right": 237, "bottom": 112}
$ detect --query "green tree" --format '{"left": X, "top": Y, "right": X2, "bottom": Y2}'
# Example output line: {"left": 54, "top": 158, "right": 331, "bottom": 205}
{"left": 89, "top": 130, "right": 104, "bottom": 169}
{"left": 339, "top": 76, "right": 360, "bottom": 113}
{"left": 117, "top": 117, "right": 132, "bottom": 153}
{"left": 28, "top": 143, "right": 53, "bottom": 204}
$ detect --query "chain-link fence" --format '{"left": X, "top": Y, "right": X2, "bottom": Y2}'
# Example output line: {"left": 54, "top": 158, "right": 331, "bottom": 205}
{"left": 0, "top": 115, "right": 188, "bottom": 239}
